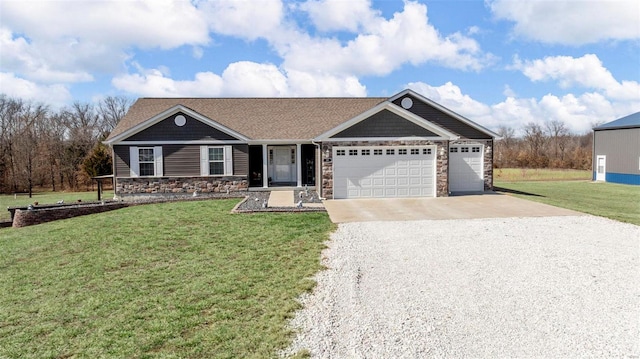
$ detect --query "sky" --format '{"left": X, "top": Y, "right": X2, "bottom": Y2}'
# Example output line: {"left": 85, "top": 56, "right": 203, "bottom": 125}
{"left": 1, "top": 0, "right": 639, "bottom": 134}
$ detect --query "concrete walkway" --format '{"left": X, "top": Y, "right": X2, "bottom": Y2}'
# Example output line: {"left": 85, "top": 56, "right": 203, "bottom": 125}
{"left": 323, "top": 193, "right": 583, "bottom": 223}
{"left": 267, "top": 191, "right": 324, "bottom": 208}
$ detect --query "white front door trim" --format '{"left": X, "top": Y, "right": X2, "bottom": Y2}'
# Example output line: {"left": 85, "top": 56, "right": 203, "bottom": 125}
{"left": 596, "top": 155, "right": 606, "bottom": 181}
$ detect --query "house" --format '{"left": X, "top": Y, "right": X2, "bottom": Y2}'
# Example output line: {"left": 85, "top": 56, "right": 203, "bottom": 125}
{"left": 104, "top": 89, "right": 498, "bottom": 199}
{"left": 592, "top": 112, "right": 640, "bottom": 185}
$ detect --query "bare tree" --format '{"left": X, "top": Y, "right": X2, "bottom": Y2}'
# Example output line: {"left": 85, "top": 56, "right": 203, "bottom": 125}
{"left": 495, "top": 125, "right": 517, "bottom": 168}
{"left": 98, "top": 96, "right": 133, "bottom": 133}
{"left": 546, "top": 119, "right": 570, "bottom": 164}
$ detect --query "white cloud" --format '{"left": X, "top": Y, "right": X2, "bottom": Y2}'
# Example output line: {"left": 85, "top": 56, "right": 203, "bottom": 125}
{"left": 200, "top": 0, "right": 284, "bottom": 40}
{"left": 112, "top": 62, "right": 366, "bottom": 97}
{"left": 514, "top": 54, "right": 640, "bottom": 101}
{"left": 488, "top": 0, "right": 640, "bottom": 45}
{"left": 406, "top": 81, "right": 638, "bottom": 134}
{"left": 0, "top": 72, "right": 72, "bottom": 105}
{"left": 300, "top": 0, "right": 380, "bottom": 32}
{"left": 283, "top": 1, "right": 493, "bottom": 75}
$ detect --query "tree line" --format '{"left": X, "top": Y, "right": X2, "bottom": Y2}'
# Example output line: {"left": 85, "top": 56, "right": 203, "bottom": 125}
{"left": 494, "top": 121, "right": 594, "bottom": 170}
{"left": 0, "top": 95, "right": 132, "bottom": 196}
{"left": 1, "top": 93, "right": 595, "bottom": 195}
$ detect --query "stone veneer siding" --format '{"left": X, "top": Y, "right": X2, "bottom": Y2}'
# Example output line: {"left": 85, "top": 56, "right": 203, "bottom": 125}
{"left": 450, "top": 139, "right": 494, "bottom": 191}
{"left": 321, "top": 140, "right": 450, "bottom": 199}
{"left": 116, "top": 176, "right": 248, "bottom": 195}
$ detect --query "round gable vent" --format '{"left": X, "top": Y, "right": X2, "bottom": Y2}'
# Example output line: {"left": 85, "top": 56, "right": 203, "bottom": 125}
{"left": 174, "top": 115, "right": 186, "bottom": 127}
{"left": 401, "top": 97, "right": 413, "bottom": 109}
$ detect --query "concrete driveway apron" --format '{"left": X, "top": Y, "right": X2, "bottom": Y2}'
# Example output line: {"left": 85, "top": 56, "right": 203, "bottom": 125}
{"left": 323, "top": 193, "right": 583, "bottom": 223}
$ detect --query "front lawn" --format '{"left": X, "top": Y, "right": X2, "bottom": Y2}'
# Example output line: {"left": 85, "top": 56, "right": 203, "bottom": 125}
{"left": 0, "top": 199, "right": 333, "bottom": 358}
{"left": 495, "top": 181, "right": 640, "bottom": 226}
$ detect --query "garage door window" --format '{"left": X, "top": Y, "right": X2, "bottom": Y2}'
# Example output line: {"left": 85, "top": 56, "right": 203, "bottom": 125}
{"left": 336, "top": 149, "right": 345, "bottom": 156}
{"left": 399, "top": 149, "right": 407, "bottom": 155}
{"left": 410, "top": 148, "right": 419, "bottom": 155}
{"left": 450, "top": 147, "right": 458, "bottom": 153}
{"left": 349, "top": 149, "right": 358, "bottom": 156}
{"left": 423, "top": 148, "right": 432, "bottom": 155}
{"left": 374, "top": 149, "right": 382, "bottom": 155}
{"left": 472, "top": 147, "right": 480, "bottom": 153}
{"left": 461, "top": 147, "right": 469, "bottom": 153}
{"left": 386, "top": 149, "right": 395, "bottom": 155}
{"left": 362, "top": 149, "right": 370, "bottom": 155}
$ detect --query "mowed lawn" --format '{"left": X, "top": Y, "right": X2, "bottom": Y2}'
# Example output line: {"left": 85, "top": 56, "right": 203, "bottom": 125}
{"left": 0, "top": 199, "right": 333, "bottom": 358}
{"left": 496, "top": 181, "right": 640, "bottom": 226}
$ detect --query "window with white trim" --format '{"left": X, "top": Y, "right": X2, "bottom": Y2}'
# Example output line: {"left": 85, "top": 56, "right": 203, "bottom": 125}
{"left": 200, "top": 145, "right": 233, "bottom": 176}
{"left": 129, "top": 146, "right": 163, "bottom": 177}
{"left": 208, "top": 147, "right": 225, "bottom": 175}
{"left": 138, "top": 148, "right": 155, "bottom": 176}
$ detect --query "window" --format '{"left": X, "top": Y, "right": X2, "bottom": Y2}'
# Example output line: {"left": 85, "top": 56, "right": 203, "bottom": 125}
{"left": 349, "top": 149, "right": 358, "bottom": 156}
{"left": 361, "top": 149, "right": 370, "bottom": 155}
{"left": 410, "top": 148, "right": 420, "bottom": 155}
{"left": 472, "top": 147, "right": 480, "bottom": 153}
{"left": 423, "top": 148, "right": 432, "bottom": 155}
{"left": 138, "top": 148, "right": 155, "bottom": 176}
{"left": 130, "top": 146, "right": 163, "bottom": 177}
{"left": 461, "top": 147, "right": 469, "bottom": 153}
{"left": 374, "top": 149, "right": 383, "bottom": 155}
{"left": 386, "top": 149, "right": 395, "bottom": 155}
{"left": 209, "top": 147, "right": 225, "bottom": 175}
{"left": 450, "top": 147, "right": 458, "bottom": 153}
{"left": 201, "top": 145, "right": 232, "bottom": 176}
{"left": 398, "top": 149, "right": 407, "bottom": 155}
{"left": 336, "top": 149, "right": 346, "bottom": 156}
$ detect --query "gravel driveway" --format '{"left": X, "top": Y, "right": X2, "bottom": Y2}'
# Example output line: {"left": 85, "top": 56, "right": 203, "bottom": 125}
{"left": 284, "top": 216, "right": 639, "bottom": 358}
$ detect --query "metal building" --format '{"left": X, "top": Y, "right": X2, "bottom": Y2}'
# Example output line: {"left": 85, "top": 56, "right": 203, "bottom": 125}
{"left": 593, "top": 112, "right": 640, "bottom": 185}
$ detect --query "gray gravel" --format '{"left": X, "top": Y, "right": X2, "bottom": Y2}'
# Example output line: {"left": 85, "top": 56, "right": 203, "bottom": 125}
{"left": 284, "top": 216, "right": 640, "bottom": 358}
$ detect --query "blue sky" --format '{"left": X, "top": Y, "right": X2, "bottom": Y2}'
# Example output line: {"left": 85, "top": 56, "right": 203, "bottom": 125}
{"left": 1, "top": 0, "right": 639, "bottom": 134}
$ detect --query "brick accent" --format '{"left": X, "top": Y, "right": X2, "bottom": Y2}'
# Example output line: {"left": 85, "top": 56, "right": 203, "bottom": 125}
{"left": 115, "top": 176, "right": 248, "bottom": 196}
{"left": 320, "top": 140, "right": 450, "bottom": 199}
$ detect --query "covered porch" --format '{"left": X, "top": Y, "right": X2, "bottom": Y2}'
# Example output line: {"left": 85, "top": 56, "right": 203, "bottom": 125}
{"left": 248, "top": 143, "right": 317, "bottom": 189}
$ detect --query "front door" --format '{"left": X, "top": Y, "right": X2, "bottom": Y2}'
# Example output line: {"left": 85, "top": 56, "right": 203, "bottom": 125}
{"left": 272, "top": 146, "right": 295, "bottom": 183}
{"left": 596, "top": 155, "right": 606, "bottom": 181}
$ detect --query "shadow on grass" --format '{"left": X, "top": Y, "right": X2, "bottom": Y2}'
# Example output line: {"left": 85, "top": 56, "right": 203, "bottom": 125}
{"left": 494, "top": 186, "right": 545, "bottom": 197}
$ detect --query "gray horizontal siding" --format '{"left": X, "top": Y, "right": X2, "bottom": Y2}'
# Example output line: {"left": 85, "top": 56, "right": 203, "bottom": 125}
{"left": 393, "top": 95, "right": 491, "bottom": 139}
{"left": 125, "top": 112, "right": 239, "bottom": 141}
{"left": 332, "top": 109, "right": 438, "bottom": 138}
{"left": 113, "top": 145, "right": 130, "bottom": 177}
{"left": 594, "top": 128, "right": 640, "bottom": 174}
{"left": 164, "top": 145, "right": 200, "bottom": 177}
{"left": 233, "top": 145, "right": 249, "bottom": 176}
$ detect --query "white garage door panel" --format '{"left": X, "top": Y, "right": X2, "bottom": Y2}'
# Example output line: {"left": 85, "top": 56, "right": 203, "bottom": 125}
{"left": 449, "top": 145, "right": 484, "bottom": 192}
{"left": 333, "top": 146, "right": 436, "bottom": 199}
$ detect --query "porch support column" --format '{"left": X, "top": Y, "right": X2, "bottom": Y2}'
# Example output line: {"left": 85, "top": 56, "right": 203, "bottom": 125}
{"left": 262, "top": 144, "right": 268, "bottom": 188}
{"left": 296, "top": 144, "right": 302, "bottom": 187}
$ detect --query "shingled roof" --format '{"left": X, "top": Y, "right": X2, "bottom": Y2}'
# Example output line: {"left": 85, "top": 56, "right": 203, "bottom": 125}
{"left": 107, "top": 97, "right": 387, "bottom": 141}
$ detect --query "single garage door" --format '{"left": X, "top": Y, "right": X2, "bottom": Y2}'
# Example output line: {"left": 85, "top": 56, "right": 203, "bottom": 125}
{"left": 333, "top": 146, "right": 436, "bottom": 199}
{"left": 449, "top": 144, "right": 484, "bottom": 192}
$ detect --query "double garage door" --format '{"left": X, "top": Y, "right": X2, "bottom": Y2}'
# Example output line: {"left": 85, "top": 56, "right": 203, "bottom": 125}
{"left": 333, "top": 146, "right": 436, "bottom": 199}
{"left": 332, "top": 144, "right": 484, "bottom": 199}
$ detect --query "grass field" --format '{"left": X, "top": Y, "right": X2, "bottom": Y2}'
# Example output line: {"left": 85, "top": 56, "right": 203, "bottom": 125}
{"left": 0, "top": 190, "right": 114, "bottom": 221}
{"left": 0, "top": 199, "right": 333, "bottom": 358}
{"left": 494, "top": 168, "right": 591, "bottom": 182}
{"left": 496, "top": 181, "right": 640, "bottom": 226}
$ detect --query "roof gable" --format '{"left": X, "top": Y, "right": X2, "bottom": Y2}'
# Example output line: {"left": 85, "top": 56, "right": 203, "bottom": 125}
{"left": 315, "top": 102, "right": 459, "bottom": 140}
{"left": 105, "top": 105, "right": 248, "bottom": 144}
{"left": 389, "top": 89, "right": 498, "bottom": 139}
{"left": 594, "top": 111, "right": 640, "bottom": 130}
{"left": 331, "top": 109, "right": 440, "bottom": 138}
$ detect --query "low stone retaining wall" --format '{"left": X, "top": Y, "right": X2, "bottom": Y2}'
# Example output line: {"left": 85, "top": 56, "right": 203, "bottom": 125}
{"left": 12, "top": 202, "right": 129, "bottom": 228}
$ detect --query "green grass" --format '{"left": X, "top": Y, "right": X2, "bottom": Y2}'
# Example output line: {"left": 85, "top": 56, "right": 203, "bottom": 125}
{"left": 495, "top": 181, "right": 640, "bottom": 226}
{"left": 0, "top": 199, "right": 333, "bottom": 358}
{"left": 494, "top": 168, "right": 591, "bottom": 182}
{"left": 1, "top": 190, "right": 114, "bottom": 221}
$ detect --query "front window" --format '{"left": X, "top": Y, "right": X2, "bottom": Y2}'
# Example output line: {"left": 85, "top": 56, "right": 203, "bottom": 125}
{"left": 139, "top": 148, "right": 155, "bottom": 176}
{"left": 209, "top": 147, "right": 224, "bottom": 175}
